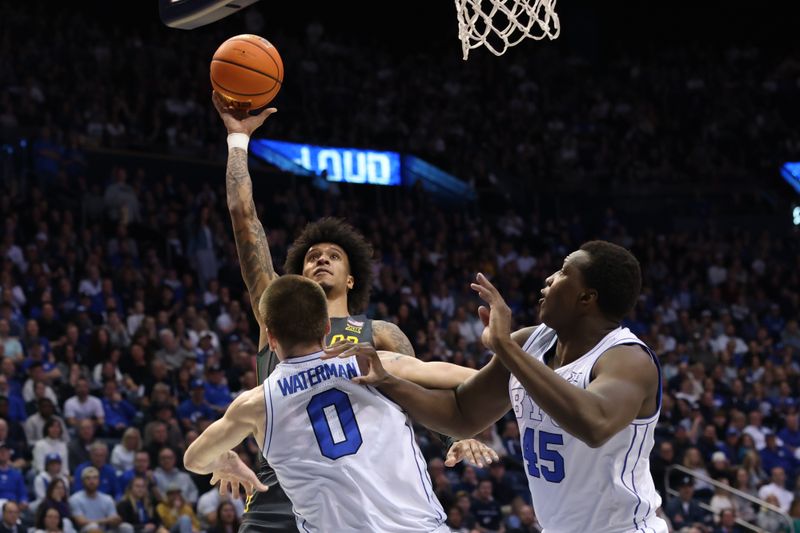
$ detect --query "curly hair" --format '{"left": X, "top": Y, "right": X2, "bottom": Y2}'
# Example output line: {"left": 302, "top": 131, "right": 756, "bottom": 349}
{"left": 284, "top": 217, "right": 374, "bottom": 314}
{"left": 577, "top": 240, "right": 642, "bottom": 321}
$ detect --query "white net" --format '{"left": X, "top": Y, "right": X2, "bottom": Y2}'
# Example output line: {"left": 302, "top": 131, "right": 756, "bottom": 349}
{"left": 454, "top": 0, "right": 560, "bottom": 60}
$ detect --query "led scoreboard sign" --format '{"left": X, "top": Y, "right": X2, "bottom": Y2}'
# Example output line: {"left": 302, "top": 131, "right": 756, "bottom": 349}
{"left": 252, "top": 139, "right": 402, "bottom": 186}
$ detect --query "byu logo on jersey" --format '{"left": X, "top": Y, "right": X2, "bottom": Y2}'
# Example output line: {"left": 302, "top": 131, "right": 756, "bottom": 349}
{"left": 511, "top": 387, "right": 560, "bottom": 429}
{"left": 563, "top": 370, "right": 583, "bottom": 385}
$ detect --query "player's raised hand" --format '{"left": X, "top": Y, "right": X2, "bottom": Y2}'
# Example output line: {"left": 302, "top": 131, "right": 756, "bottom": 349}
{"left": 471, "top": 272, "right": 513, "bottom": 351}
{"left": 321, "top": 339, "right": 361, "bottom": 359}
{"left": 444, "top": 439, "right": 500, "bottom": 468}
{"left": 209, "top": 451, "right": 268, "bottom": 499}
{"left": 212, "top": 91, "right": 277, "bottom": 137}
{"left": 322, "top": 341, "right": 389, "bottom": 385}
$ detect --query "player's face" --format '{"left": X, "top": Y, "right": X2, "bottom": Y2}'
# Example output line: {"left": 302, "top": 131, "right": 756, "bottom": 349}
{"left": 539, "top": 250, "right": 591, "bottom": 328}
{"left": 302, "top": 243, "right": 354, "bottom": 295}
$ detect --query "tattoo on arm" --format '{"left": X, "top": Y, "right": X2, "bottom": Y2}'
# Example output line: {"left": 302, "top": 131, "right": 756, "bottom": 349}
{"left": 373, "top": 320, "right": 415, "bottom": 357}
{"left": 226, "top": 148, "right": 276, "bottom": 306}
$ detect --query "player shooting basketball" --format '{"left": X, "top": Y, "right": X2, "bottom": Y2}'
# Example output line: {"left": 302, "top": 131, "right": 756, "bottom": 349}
{"left": 212, "top": 92, "right": 496, "bottom": 533}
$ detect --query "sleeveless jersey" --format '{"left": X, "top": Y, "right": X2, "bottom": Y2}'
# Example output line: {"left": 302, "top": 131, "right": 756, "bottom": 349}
{"left": 510, "top": 325, "right": 668, "bottom": 533}
{"left": 262, "top": 350, "right": 448, "bottom": 533}
{"left": 240, "top": 316, "right": 375, "bottom": 533}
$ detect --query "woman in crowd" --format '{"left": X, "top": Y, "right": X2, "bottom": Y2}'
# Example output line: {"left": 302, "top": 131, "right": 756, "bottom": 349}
{"left": 32, "top": 419, "right": 69, "bottom": 473}
{"left": 33, "top": 507, "right": 75, "bottom": 533}
{"left": 112, "top": 427, "right": 142, "bottom": 472}
{"left": 117, "top": 476, "right": 167, "bottom": 533}
{"left": 33, "top": 479, "right": 72, "bottom": 530}
{"left": 205, "top": 502, "right": 240, "bottom": 533}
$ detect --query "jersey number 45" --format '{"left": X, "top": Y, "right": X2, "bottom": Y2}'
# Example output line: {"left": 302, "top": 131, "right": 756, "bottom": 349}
{"left": 523, "top": 428, "right": 565, "bottom": 483}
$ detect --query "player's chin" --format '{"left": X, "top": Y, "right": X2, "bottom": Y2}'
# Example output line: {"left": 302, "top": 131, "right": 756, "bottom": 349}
{"left": 316, "top": 280, "right": 334, "bottom": 292}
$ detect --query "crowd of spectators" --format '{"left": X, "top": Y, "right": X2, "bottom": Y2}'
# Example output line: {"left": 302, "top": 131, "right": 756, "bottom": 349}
{"left": 2, "top": 2, "right": 800, "bottom": 533}
{"left": 0, "top": 155, "right": 798, "bottom": 532}
{"left": 1, "top": 2, "right": 799, "bottom": 200}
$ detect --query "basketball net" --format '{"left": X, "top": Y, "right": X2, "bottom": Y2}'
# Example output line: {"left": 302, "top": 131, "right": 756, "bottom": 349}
{"left": 454, "top": 0, "right": 560, "bottom": 60}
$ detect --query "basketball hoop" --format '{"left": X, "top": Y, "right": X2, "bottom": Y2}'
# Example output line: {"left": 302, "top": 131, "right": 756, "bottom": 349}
{"left": 454, "top": 0, "right": 560, "bottom": 60}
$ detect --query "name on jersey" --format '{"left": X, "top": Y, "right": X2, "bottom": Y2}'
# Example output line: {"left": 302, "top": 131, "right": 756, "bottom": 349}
{"left": 277, "top": 362, "right": 358, "bottom": 397}
{"left": 344, "top": 325, "right": 362, "bottom": 334}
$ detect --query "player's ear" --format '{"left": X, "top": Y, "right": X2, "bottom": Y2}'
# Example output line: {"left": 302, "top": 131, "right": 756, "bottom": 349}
{"left": 324, "top": 319, "right": 331, "bottom": 336}
{"left": 346, "top": 275, "right": 354, "bottom": 290}
{"left": 579, "top": 289, "right": 598, "bottom": 307}
{"left": 266, "top": 328, "right": 278, "bottom": 352}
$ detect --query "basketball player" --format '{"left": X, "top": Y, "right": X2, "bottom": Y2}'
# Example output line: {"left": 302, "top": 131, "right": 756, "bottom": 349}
{"left": 328, "top": 241, "right": 669, "bottom": 533}
{"left": 213, "top": 92, "right": 494, "bottom": 532}
{"left": 184, "top": 275, "right": 450, "bottom": 533}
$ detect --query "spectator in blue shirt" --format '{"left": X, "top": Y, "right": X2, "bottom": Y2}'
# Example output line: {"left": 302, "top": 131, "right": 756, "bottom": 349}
{"left": 119, "top": 451, "right": 163, "bottom": 503}
{"left": 21, "top": 319, "right": 50, "bottom": 358}
{"left": 0, "top": 376, "right": 25, "bottom": 425}
{"left": 471, "top": 479, "right": 502, "bottom": 532}
{"left": 0, "top": 444, "right": 27, "bottom": 509}
{"left": 20, "top": 346, "right": 58, "bottom": 379}
{"left": 778, "top": 413, "right": 800, "bottom": 453}
{"left": 72, "top": 442, "right": 120, "bottom": 499}
{"left": 203, "top": 364, "right": 231, "bottom": 413}
{"left": 178, "top": 379, "right": 217, "bottom": 431}
{"left": 0, "top": 319, "right": 23, "bottom": 364}
{"left": 101, "top": 380, "right": 136, "bottom": 438}
{"left": 68, "top": 466, "right": 122, "bottom": 532}
{"left": 760, "top": 433, "right": 796, "bottom": 480}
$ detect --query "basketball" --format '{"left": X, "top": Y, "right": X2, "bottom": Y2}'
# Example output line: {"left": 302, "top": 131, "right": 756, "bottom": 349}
{"left": 210, "top": 34, "right": 283, "bottom": 109}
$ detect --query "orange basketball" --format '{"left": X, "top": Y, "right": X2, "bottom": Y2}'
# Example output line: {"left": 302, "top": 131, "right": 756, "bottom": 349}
{"left": 210, "top": 34, "right": 283, "bottom": 109}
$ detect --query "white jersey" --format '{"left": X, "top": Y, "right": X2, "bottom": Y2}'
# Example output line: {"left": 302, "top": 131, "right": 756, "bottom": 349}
{"left": 510, "top": 325, "right": 668, "bottom": 533}
{"left": 262, "top": 351, "right": 448, "bottom": 533}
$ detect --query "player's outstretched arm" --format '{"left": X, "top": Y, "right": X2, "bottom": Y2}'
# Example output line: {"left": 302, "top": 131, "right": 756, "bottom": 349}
{"left": 213, "top": 91, "right": 278, "bottom": 350}
{"left": 326, "top": 342, "right": 511, "bottom": 439}
{"left": 184, "top": 385, "right": 268, "bottom": 496}
{"left": 378, "top": 354, "right": 477, "bottom": 389}
{"left": 375, "top": 325, "right": 534, "bottom": 389}
{"left": 472, "top": 273, "right": 658, "bottom": 448}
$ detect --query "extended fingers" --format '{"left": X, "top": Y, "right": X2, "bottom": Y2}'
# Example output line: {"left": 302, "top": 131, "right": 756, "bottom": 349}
{"left": 322, "top": 341, "right": 357, "bottom": 359}
{"left": 256, "top": 107, "right": 278, "bottom": 120}
{"left": 444, "top": 448, "right": 460, "bottom": 467}
{"left": 474, "top": 441, "right": 499, "bottom": 467}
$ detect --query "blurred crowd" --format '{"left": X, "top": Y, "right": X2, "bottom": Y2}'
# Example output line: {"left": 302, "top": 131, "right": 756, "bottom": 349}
{"left": 1, "top": 2, "right": 799, "bottom": 199}
{"left": 2, "top": 2, "right": 800, "bottom": 533}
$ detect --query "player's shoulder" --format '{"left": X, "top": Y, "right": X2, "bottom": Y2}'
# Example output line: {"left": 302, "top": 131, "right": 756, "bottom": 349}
{"left": 372, "top": 320, "right": 415, "bottom": 356}
{"left": 511, "top": 324, "right": 550, "bottom": 348}
{"left": 228, "top": 384, "right": 265, "bottom": 419}
{"left": 593, "top": 342, "right": 658, "bottom": 383}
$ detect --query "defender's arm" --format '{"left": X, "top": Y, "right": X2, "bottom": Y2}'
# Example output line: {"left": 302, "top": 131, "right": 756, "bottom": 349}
{"left": 184, "top": 385, "right": 264, "bottom": 474}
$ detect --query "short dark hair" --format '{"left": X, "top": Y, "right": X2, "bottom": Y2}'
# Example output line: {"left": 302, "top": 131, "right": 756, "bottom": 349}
{"left": 284, "top": 217, "right": 373, "bottom": 314}
{"left": 577, "top": 240, "right": 641, "bottom": 321}
{"left": 260, "top": 275, "right": 328, "bottom": 350}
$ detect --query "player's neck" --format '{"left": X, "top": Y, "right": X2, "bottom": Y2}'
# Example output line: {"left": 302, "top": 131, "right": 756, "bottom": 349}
{"left": 278, "top": 341, "right": 324, "bottom": 360}
{"left": 553, "top": 318, "right": 618, "bottom": 368}
{"left": 327, "top": 293, "right": 350, "bottom": 318}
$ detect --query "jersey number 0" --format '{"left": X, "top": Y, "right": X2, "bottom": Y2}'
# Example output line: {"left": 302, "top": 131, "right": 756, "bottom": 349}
{"left": 307, "top": 388, "right": 363, "bottom": 460}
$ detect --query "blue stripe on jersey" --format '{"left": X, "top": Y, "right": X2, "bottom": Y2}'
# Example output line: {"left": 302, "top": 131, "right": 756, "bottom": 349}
{"left": 520, "top": 326, "right": 542, "bottom": 352}
{"left": 631, "top": 422, "right": 650, "bottom": 531}
{"left": 300, "top": 517, "right": 310, "bottom": 532}
{"left": 620, "top": 425, "right": 645, "bottom": 532}
{"left": 265, "top": 384, "right": 275, "bottom": 455}
{"left": 280, "top": 351, "right": 326, "bottom": 365}
{"left": 405, "top": 422, "right": 445, "bottom": 523}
